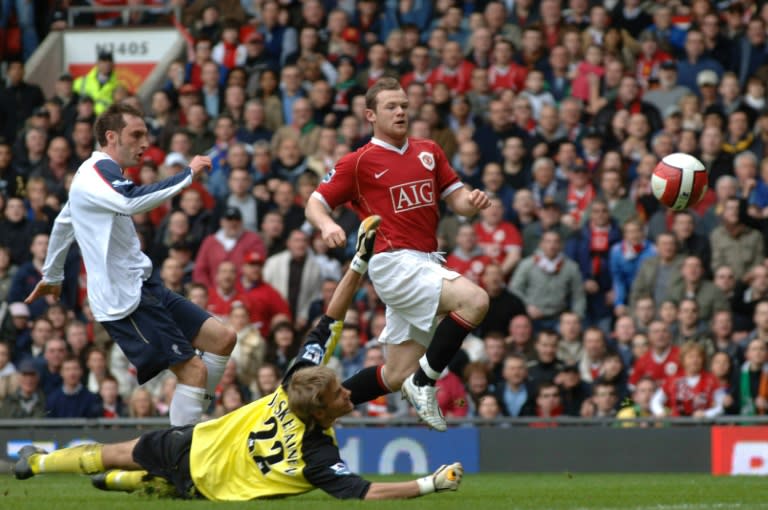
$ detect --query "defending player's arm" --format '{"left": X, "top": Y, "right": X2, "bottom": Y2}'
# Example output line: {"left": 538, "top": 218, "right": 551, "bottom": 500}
{"left": 284, "top": 216, "right": 380, "bottom": 376}
{"left": 303, "top": 438, "right": 464, "bottom": 500}
{"left": 25, "top": 201, "right": 75, "bottom": 303}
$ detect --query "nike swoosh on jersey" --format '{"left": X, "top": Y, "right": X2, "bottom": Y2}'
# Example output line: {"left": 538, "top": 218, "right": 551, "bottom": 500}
{"left": 374, "top": 169, "right": 389, "bottom": 179}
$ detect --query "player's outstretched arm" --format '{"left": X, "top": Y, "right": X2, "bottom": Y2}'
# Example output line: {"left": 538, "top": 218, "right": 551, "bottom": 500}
{"left": 444, "top": 186, "right": 491, "bottom": 217}
{"left": 364, "top": 462, "right": 464, "bottom": 500}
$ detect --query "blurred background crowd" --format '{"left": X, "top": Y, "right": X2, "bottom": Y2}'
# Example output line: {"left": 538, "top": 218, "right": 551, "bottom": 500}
{"left": 1, "top": 0, "right": 768, "bottom": 426}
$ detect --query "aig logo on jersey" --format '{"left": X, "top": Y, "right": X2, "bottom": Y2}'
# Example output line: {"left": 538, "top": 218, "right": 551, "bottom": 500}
{"left": 417, "top": 151, "right": 435, "bottom": 171}
{"left": 390, "top": 179, "right": 434, "bottom": 213}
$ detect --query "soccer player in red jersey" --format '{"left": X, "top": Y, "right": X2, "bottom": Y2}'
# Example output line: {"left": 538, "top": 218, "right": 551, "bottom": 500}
{"left": 306, "top": 77, "right": 491, "bottom": 431}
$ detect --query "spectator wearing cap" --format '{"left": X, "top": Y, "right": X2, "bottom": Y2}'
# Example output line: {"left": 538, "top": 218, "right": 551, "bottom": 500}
{"left": 643, "top": 60, "right": 691, "bottom": 115}
{"left": 0, "top": 358, "right": 45, "bottom": 418}
{"left": 263, "top": 229, "right": 322, "bottom": 330}
{"left": 192, "top": 206, "right": 266, "bottom": 288}
{"left": 238, "top": 250, "right": 291, "bottom": 338}
{"left": 72, "top": 50, "right": 120, "bottom": 115}
{"left": 0, "top": 59, "right": 44, "bottom": 144}
{"left": 676, "top": 29, "right": 724, "bottom": 95}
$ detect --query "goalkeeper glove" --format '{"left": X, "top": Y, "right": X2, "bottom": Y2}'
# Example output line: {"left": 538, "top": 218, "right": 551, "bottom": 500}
{"left": 416, "top": 462, "right": 464, "bottom": 495}
{"left": 350, "top": 215, "right": 381, "bottom": 274}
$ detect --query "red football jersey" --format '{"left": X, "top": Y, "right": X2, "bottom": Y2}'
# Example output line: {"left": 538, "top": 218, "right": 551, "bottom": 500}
{"left": 488, "top": 64, "right": 528, "bottom": 93}
{"left": 629, "top": 346, "right": 683, "bottom": 386}
{"left": 313, "top": 137, "right": 463, "bottom": 253}
{"left": 474, "top": 222, "right": 522, "bottom": 265}
{"left": 662, "top": 371, "right": 720, "bottom": 416}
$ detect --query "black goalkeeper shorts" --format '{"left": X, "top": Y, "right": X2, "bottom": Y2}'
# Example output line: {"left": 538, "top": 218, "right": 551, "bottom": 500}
{"left": 132, "top": 425, "right": 198, "bottom": 498}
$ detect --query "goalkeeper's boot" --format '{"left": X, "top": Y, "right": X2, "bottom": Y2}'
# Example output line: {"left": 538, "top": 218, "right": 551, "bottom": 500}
{"left": 401, "top": 373, "right": 447, "bottom": 432}
{"left": 14, "top": 445, "right": 46, "bottom": 480}
{"left": 92, "top": 470, "right": 176, "bottom": 496}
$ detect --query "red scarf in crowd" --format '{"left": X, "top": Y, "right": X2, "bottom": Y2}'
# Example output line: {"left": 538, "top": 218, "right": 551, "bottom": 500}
{"left": 566, "top": 184, "right": 596, "bottom": 224}
{"left": 590, "top": 225, "right": 611, "bottom": 275}
{"left": 622, "top": 241, "right": 645, "bottom": 260}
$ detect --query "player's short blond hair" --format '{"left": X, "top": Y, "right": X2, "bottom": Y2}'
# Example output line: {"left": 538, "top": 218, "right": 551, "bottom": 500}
{"left": 287, "top": 365, "right": 338, "bottom": 429}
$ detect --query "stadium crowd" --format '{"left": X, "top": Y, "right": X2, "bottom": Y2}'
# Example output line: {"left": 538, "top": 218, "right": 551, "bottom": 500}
{"left": 2, "top": 0, "right": 768, "bottom": 426}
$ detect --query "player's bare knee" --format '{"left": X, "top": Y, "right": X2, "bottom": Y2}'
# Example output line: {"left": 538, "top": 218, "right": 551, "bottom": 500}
{"left": 458, "top": 287, "right": 489, "bottom": 325}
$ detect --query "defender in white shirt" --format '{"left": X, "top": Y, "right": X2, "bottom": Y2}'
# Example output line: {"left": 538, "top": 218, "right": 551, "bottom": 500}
{"left": 25, "top": 103, "right": 236, "bottom": 426}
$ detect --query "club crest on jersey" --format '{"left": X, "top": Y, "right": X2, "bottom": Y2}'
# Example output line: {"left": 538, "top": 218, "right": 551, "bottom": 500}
{"left": 417, "top": 151, "right": 435, "bottom": 171}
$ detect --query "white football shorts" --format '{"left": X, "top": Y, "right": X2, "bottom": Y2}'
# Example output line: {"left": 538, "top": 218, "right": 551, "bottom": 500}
{"left": 368, "top": 249, "right": 460, "bottom": 346}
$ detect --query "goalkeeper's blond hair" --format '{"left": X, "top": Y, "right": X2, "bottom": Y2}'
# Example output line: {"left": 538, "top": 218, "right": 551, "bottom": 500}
{"left": 287, "top": 366, "right": 338, "bottom": 430}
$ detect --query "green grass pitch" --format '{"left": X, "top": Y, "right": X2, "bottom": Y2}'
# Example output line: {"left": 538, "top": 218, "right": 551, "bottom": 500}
{"left": 1, "top": 473, "right": 766, "bottom": 509}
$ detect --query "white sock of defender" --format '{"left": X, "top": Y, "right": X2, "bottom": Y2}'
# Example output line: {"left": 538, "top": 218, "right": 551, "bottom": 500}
{"left": 169, "top": 384, "right": 207, "bottom": 426}
{"left": 419, "top": 355, "right": 442, "bottom": 381}
{"left": 201, "top": 352, "right": 230, "bottom": 400}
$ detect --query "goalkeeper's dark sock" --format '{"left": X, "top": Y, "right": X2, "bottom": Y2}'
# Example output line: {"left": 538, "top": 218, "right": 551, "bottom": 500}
{"left": 412, "top": 312, "right": 475, "bottom": 387}
{"left": 344, "top": 365, "right": 391, "bottom": 405}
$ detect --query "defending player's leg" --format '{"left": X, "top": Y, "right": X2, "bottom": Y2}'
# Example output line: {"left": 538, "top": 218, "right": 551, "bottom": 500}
{"left": 191, "top": 317, "right": 236, "bottom": 401}
{"left": 14, "top": 439, "right": 141, "bottom": 480}
{"left": 403, "top": 277, "right": 489, "bottom": 431}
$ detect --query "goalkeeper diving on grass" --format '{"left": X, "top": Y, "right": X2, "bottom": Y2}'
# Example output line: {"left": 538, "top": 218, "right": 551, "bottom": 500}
{"left": 14, "top": 216, "right": 464, "bottom": 501}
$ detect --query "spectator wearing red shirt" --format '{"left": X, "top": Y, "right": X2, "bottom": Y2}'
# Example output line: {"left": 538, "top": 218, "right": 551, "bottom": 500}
{"left": 530, "top": 381, "right": 563, "bottom": 428}
{"left": 427, "top": 41, "right": 474, "bottom": 95}
{"left": 193, "top": 206, "right": 267, "bottom": 288}
{"left": 488, "top": 39, "right": 527, "bottom": 94}
{"left": 445, "top": 224, "right": 492, "bottom": 284}
{"left": 652, "top": 341, "right": 723, "bottom": 417}
{"left": 474, "top": 196, "right": 522, "bottom": 277}
{"left": 400, "top": 45, "right": 432, "bottom": 90}
{"left": 630, "top": 320, "right": 683, "bottom": 388}
{"left": 436, "top": 369, "right": 468, "bottom": 418}
{"left": 206, "top": 261, "right": 250, "bottom": 318}
{"left": 238, "top": 251, "right": 291, "bottom": 338}
{"left": 635, "top": 31, "right": 672, "bottom": 90}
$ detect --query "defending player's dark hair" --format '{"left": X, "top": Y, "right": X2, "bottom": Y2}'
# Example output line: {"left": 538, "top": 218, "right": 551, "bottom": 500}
{"left": 365, "top": 77, "right": 403, "bottom": 111}
{"left": 94, "top": 103, "right": 144, "bottom": 147}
